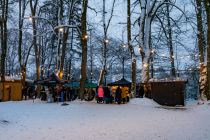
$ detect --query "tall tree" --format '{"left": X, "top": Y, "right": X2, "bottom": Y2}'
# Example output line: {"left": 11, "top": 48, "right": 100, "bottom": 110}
{"left": 0, "top": 0, "right": 9, "bottom": 98}
{"left": 138, "top": 0, "right": 156, "bottom": 83}
{"left": 204, "top": 0, "right": 210, "bottom": 100}
{"left": 98, "top": 0, "right": 116, "bottom": 86}
{"left": 194, "top": 0, "right": 206, "bottom": 100}
{"left": 138, "top": 0, "right": 181, "bottom": 83}
{"left": 58, "top": 0, "right": 81, "bottom": 79}
{"left": 29, "top": 0, "right": 40, "bottom": 81}
{"left": 18, "top": 0, "right": 28, "bottom": 89}
{"left": 127, "top": 0, "right": 137, "bottom": 97}
{"left": 79, "top": 0, "right": 88, "bottom": 100}
{"left": 166, "top": 0, "right": 176, "bottom": 77}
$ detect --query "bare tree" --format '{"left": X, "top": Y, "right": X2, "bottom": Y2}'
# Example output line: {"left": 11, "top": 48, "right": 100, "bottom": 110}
{"left": 0, "top": 0, "right": 9, "bottom": 98}
{"left": 193, "top": 0, "right": 206, "bottom": 100}
{"left": 138, "top": 0, "right": 184, "bottom": 83}
{"left": 127, "top": 0, "right": 137, "bottom": 97}
{"left": 79, "top": 0, "right": 88, "bottom": 100}
{"left": 58, "top": 0, "right": 81, "bottom": 79}
{"left": 166, "top": 0, "right": 176, "bottom": 77}
{"left": 18, "top": 0, "right": 29, "bottom": 89}
{"left": 204, "top": 0, "right": 210, "bottom": 100}
{"left": 29, "top": 0, "right": 40, "bottom": 81}
{"left": 98, "top": 0, "right": 116, "bottom": 86}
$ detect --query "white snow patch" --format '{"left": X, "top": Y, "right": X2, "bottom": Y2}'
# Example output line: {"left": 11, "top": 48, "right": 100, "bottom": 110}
{"left": 0, "top": 99, "right": 210, "bottom": 140}
{"left": 129, "top": 98, "right": 160, "bottom": 107}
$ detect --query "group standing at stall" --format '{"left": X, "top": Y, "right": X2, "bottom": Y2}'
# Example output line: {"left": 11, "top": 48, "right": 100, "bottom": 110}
{"left": 96, "top": 85, "right": 130, "bottom": 104}
{"left": 29, "top": 84, "right": 147, "bottom": 104}
{"left": 38, "top": 86, "right": 78, "bottom": 103}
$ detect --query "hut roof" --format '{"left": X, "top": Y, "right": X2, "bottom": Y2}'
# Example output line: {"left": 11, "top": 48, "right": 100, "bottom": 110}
{"left": 107, "top": 78, "right": 131, "bottom": 86}
{"left": 35, "top": 73, "right": 64, "bottom": 86}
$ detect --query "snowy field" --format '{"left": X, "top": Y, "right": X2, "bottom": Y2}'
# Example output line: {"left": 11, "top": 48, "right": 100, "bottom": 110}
{"left": 0, "top": 98, "right": 210, "bottom": 140}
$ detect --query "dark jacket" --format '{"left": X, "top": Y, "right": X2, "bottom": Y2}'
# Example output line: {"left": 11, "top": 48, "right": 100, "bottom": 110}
{"left": 103, "top": 87, "right": 110, "bottom": 98}
{"left": 115, "top": 87, "right": 122, "bottom": 99}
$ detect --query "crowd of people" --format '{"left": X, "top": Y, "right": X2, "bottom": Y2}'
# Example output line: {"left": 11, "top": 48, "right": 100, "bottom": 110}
{"left": 21, "top": 83, "right": 151, "bottom": 104}
{"left": 22, "top": 86, "right": 78, "bottom": 102}
{"left": 40, "top": 86, "right": 78, "bottom": 103}
{"left": 96, "top": 85, "right": 130, "bottom": 104}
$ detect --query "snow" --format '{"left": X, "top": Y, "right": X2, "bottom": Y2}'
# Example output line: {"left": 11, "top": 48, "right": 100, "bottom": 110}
{"left": 0, "top": 99, "right": 210, "bottom": 140}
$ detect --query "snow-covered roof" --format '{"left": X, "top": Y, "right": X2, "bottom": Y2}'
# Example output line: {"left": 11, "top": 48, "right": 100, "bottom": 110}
{"left": 0, "top": 76, "right": 33, "bottom": 82}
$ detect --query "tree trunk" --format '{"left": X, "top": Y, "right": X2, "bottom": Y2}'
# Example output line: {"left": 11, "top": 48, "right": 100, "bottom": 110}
{"left": 141, "top": 15, "right": 152, "bottom": 83}
{"left": 79, "top": 0, "right": 88, "bottom": 100}
{"left": 196, "top": 0, "right": 206, "bottom": 100}
{"left": 18, "top": 0, "right": 25, "bottom": 89}
{"left": 98, "top": 69, "right": 105, "bottom": 86}
{"left": 127, "top": 0, "right": 136, "bottom": 97}
{"left": 30, "top": 0, "right": 40, "bottom": 81}
{"left": 205, "top": 0, "right": 210, "bottom": 100}
{"left": 98, "top": 0, "right": 107, "bottom": 86}
{"left": 0, "top": 0, "right": 9, "bottom": 99}
{"left": 68, "top": 28, "right": 74, "bottom": 81}
{"left": 18, "top": 0, "right": 23, "bottom": 69}
{"left": 59, "top": 30, "right": 69, "bottom": 79}
{"left": 131, "top": 59, "right": 136, "bottom": 97}
{"left": 29, "top": 0, "right": 41, "bottom": 97}
{"left": 166, "top": 1, "right": 176, "bottom": 77}
{"left": 98, "top": 0, "right": 116, "bottom": 86}
{"left": 21, "top": 65, "right": 26, "bottom": 89}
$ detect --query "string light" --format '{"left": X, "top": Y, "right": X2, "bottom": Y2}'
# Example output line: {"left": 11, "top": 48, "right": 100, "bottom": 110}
{"left": 29, "top": 16, "right": 33, "bottom": 22}
{"left": 105, "top": 39, "right": 109, "bottom": 43}
{"left": 59, "top": 28, "right": 64, "bottom": 32}
{"left": 84, "top": 35, "right": 88, "bottom": 39}
{"left": 143, "top": 63, "right": 148, "bottom": 68}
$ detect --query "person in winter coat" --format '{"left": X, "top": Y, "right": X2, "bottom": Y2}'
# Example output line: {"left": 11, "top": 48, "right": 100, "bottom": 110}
{"left": 115, "top": 86, "right": 122, "bottom": 104}
{"left": 103, "top": 87, "right": 111, "bottom": 104}
{"left": 139, "top": 84, "right": 144, "bottom": 98}
{"left": 97, "top": 85, "right": 104, "bottom": 103}
{"left": 121, "top": 86, "right": 127, "bottom": 104}
{"left": 109, "top": 87, "right": 114, "bottom": 103}
{"left": 60, "top": 87, "right": 65, "bottom": 102}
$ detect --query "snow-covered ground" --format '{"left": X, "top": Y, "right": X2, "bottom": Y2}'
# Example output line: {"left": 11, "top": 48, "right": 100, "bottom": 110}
{"left": 0, "top": 98, "right": 210, "bottom": 140}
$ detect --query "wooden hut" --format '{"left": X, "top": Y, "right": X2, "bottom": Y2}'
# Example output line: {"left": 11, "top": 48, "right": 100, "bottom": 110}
{"left": 0, "top": 80, "right": 22, "bottom": 101}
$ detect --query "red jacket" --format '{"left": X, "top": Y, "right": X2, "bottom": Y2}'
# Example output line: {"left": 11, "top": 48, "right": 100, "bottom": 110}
{"left": 97, "top": 86, "right": 104, "bottom": 98}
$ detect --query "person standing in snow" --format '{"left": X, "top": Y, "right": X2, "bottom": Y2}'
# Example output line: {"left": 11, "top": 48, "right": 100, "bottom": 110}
{"left": 138, "top": 83, "right": 144, "bottom": 98}
{"left": 109, "top": 87, "right": 114, "bottom": 103}
{"left": 121, "top": 86, "right": 127, "bottom": 103}
{"left": 97, "top": 85, "right": 104, "bottom": 103}
{"left": 60, "top": 86, "right": 65, "bottom": 102}
{"left": 115, "top": 86, "right": 122, "bottom": 104}
{"left": 104, "top": 86, "right": 111, "bottom": 104}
